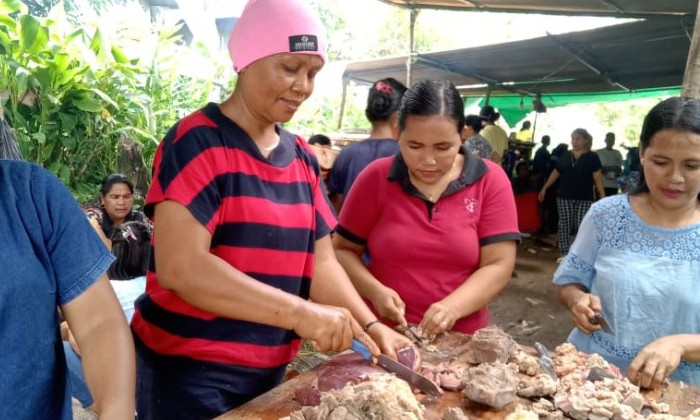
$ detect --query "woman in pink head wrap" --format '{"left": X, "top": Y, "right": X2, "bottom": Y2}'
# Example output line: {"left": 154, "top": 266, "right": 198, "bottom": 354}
{"left": 130, "top": 0, "right": 415, "bottom": 417}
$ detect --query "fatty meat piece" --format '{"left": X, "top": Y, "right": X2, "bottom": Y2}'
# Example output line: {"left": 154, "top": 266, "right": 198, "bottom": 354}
{"left": 287, "top": 375, "right": 425, "bottom": 420}
{"left": 462, "top": 361, "right": 519, "bottom": 410}
{"left": 441, "top": 407, "right": 470, "bottom": 420}
{"left": 467, "top": 326, "right": 520, "bottom": 364}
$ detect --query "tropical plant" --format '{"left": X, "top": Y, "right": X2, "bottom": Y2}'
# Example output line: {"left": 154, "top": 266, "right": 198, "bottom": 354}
{"left": 0, "top": 0, "right": 229, "bottom": 201}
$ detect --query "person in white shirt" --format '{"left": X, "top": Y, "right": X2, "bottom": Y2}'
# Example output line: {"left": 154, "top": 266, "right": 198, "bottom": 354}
{"left": 596, "top": 132, "right": 624, "bottom": 196}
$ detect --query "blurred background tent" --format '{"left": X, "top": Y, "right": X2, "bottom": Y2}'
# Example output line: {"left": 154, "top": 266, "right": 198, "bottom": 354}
{"left": 342, "top": 16, "right": 693, "bottom": 125}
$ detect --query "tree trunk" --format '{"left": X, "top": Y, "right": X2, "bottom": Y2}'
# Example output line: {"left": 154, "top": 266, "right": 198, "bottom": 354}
{"left": 682, "top": 2, "right": 700, "bottom": 98}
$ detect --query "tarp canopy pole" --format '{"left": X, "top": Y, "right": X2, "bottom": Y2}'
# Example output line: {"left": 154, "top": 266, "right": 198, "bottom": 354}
{"left": 337, "top": 78, "right": 349, "bottom": 131}
{"left": 682, "top": 0, "right": 700, "bottom": 98}
{"left": 406, "top": 8, "right": 419, "bottom": 86}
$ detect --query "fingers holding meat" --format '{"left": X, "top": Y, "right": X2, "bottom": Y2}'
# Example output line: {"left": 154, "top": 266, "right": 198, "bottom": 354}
{"left": 367, "top": 322, "right": 420, "bottom": 366}
{"left": 370, "top": 286, "right": 407, "bottom": 327}
{"left": 628, "top": 336, "right": 683, "bottom": 389}
{"left": 419, "top": 301, "right": 458, "bottom": 339}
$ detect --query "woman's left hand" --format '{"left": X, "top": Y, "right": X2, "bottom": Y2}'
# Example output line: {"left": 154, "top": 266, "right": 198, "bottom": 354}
{"left": 419, "top": 301, "right": 458, "bottom": 339}
{"left": 627, "top": 336, "right": 684, "bottom": 389}
{"left": 366, "top": 322, "right": 419, "bottom": 366}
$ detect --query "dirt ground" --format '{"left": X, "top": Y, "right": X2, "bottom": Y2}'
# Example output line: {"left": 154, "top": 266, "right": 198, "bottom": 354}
{"left": 489, "top": 235, "right": 574, "bottom": 349}
{"left": 72, "top": 236, "right": 572, "bottom": 419}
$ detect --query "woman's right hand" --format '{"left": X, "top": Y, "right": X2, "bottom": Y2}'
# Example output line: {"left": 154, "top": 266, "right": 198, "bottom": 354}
{"left": 370, "top": 285, "right": 408, "bottom": 328}
{"left": 291, "top": 301, "right": 380, "bottom": 355}
{"left": 569, "top": 292, "right": 604, "bottom": 334}
{"left": 538, "top": 188, "right": 547, "bottom": 202}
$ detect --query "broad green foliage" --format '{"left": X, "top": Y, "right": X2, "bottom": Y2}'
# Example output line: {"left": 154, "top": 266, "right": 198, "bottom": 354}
{"left": 0, "top": 0, "right": 227, "bottom": 202}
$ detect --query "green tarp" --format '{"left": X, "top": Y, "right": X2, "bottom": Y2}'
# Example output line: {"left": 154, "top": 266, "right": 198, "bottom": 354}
{"left": 463, "top": 86, "right": 682, "bottom": 125}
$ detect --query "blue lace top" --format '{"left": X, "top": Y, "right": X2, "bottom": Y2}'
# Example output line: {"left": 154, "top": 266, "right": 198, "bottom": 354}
{"left": 553, "top": 194, "right": 700, "bottom": 384}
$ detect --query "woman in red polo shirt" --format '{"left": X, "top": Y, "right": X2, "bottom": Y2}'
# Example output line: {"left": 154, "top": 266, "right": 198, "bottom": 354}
{"left": 333, "top": 80, "right": 521, "bottom": 337}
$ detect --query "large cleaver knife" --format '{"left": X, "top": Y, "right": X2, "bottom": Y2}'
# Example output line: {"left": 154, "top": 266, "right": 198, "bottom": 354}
{"left": 534, "top": 341, "right": 558, "bottom": 381}
{"left": 351, "top": 339, "right": 443, "bottom": 396}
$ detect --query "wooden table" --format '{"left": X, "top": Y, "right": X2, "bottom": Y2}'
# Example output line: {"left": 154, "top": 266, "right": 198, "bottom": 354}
{"left": 220, "top": 336, "right": 700, "bottom": 420}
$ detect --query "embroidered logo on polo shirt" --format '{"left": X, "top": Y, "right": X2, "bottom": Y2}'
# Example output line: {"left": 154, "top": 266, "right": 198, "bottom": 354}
{"left": 289, "top": 35, "right": 318, "bottom": 52}
{"left": 464, "top": 198, "right": 478, "bottom": 213}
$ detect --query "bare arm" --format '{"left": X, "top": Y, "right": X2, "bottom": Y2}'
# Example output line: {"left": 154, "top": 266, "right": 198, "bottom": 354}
{"left": 88, "top": 217, "right": 112, "bottom": 250}
{"left": 321, "top": 234, "right": 415, "bottom": 359}
{"left": 333, "top": 234, "right": 407, "bottom": 326}
{"left": 61, "top": 275, "right": 135, "bottom": 419}
{"left": 420, "top": 240, "right": 516, "bottom": 336}
{"left": 593, "top": 170, "right": 606, "bottom": 198}
{"left": 153, "top": 200, "right": 366, "bottom": 353}
{"left": 538, "top": 169, "right": 560, "bottom": 201}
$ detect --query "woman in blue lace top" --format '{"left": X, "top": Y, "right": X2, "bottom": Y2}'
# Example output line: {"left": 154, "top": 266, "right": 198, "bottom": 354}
{"left": 553, "top": 97, "right": 700, "bottom": 389}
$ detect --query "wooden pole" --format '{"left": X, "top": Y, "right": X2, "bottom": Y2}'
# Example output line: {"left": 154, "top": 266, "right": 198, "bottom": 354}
{"left": 337, "top": 79, "right": 348, "bottom": 131}
{"left": 682, "top": 1, "right": 700, "bottom": 98}
{"left": 406, "top": 8, "right": 418, "bottom": 87}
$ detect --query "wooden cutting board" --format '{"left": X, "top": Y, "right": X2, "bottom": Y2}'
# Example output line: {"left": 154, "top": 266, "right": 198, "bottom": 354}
{"left": 220, "top": 336, "right": 700, "bottom": 420}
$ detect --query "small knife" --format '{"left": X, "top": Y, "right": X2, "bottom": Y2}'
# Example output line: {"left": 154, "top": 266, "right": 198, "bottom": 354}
{"left": 351, "top": 339, "right": 443, "bottom": 396}
{"left": 589, "top": 312, "right": 614, "bottom": 335}
{"left": 534, "top": 341, "right": 558, "bottom": 381}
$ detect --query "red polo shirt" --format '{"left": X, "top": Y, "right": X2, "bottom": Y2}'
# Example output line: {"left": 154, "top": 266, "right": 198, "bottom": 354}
{"left": 337, "top": 149, "right": 520, "bottom": 333}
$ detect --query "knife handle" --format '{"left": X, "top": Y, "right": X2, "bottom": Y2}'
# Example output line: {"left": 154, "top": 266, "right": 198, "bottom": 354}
{"left": 351, "top": 339, "right": 372, "bottom": 361}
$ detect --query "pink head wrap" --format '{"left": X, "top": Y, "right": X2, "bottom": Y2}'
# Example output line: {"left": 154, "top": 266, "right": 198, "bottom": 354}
{"left": 228, "top": 0, "right": 328, "bottom": 73}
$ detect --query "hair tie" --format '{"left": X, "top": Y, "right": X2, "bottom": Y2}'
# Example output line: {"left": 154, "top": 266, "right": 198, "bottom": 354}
{"left": 121, "top": 226, "right": 137, "bottom": 241}
{"left": 374, "top": 81, "right": 392, "bottom": 95}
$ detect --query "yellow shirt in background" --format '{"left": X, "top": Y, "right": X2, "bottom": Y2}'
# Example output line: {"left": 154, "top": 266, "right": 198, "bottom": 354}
{"left": 481, "top": 124, "right": 509, "bottom": 158}
{"left": 516, "top": 129, "right": 533, "bottom": 142}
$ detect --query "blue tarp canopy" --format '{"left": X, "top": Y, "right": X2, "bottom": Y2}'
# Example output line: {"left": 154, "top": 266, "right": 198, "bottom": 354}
{"left": 343, "top": 17, "right": 693, "bottom": 123}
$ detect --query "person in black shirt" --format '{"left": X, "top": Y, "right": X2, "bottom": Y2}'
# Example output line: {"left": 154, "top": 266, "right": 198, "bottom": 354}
{"left": 538, "top": 129, "right": 605, "bottom": 258}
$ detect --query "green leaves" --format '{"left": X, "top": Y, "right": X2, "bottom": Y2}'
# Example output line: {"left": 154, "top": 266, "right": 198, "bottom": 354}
{"left": 0, "top": 1, "right": 226, "bottom": 201}
{"left": 19, "top": 15, "right": 48, "bottom": 54}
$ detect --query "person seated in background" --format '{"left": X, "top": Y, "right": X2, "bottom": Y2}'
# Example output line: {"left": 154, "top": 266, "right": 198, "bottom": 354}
{"left": 85, "top": 173, "right": 149, "bottom": 249}
{"left": 333, "top": 80, "right": 520, "bottom": 337}
{"left": 516, "top": 120, "right": 533, "bottom": 142}
{"left": 307, "top": 133, "right": 338, "bottom": 188}
{"left": 596, "top": 132, "right": 624, "bottom": 196}
{"left": 64, "top": 221, "right": 150, "bottom": 411}
{"left": 0, "top": 115, "right": 22, "bottom": 160}
{"left": 463, "top": 114, "right": 493, "bottom": 159}
{"left": 328, "top": 78, "right": 407, "bottom": 212}
{"left": 553, "top": 97, "right": 700, "bottom": 388}
{"left": 0, "top": 159, "right": 135, "bottom": 419}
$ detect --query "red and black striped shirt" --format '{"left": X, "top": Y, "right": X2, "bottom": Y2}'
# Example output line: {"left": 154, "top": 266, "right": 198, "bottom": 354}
{"left": 131, "top": 103, "right": 336, "bottom": 396}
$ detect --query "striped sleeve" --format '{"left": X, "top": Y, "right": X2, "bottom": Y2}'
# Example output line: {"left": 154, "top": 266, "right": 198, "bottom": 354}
{"left": 146, "top": 111, "right": 223, "bottom": 233}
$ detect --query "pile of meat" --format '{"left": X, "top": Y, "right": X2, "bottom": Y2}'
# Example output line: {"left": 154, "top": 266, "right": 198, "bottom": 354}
{"left": 422, "top": 327, "right": 699, "bottom": 419}
{"left": 282, "top": 325, "right": 700, "bottom": 419}
{"left": 285, "top": 375, "right": 425, "bottom": 420}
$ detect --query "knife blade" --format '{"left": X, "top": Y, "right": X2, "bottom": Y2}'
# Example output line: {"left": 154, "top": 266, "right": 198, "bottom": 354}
{"left": 589, "top": 312, "right": 614, "bottom": 335}
{"left": 534, "top": 341, "right": 558, "bottom": 381}
{"left": 351, "top": 339, "right": 443, "bottom": 396}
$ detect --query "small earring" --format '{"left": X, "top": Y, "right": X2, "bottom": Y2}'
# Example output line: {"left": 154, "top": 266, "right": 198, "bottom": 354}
{"left": 640, "top": 158, "right": 645, "bottom": 165}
